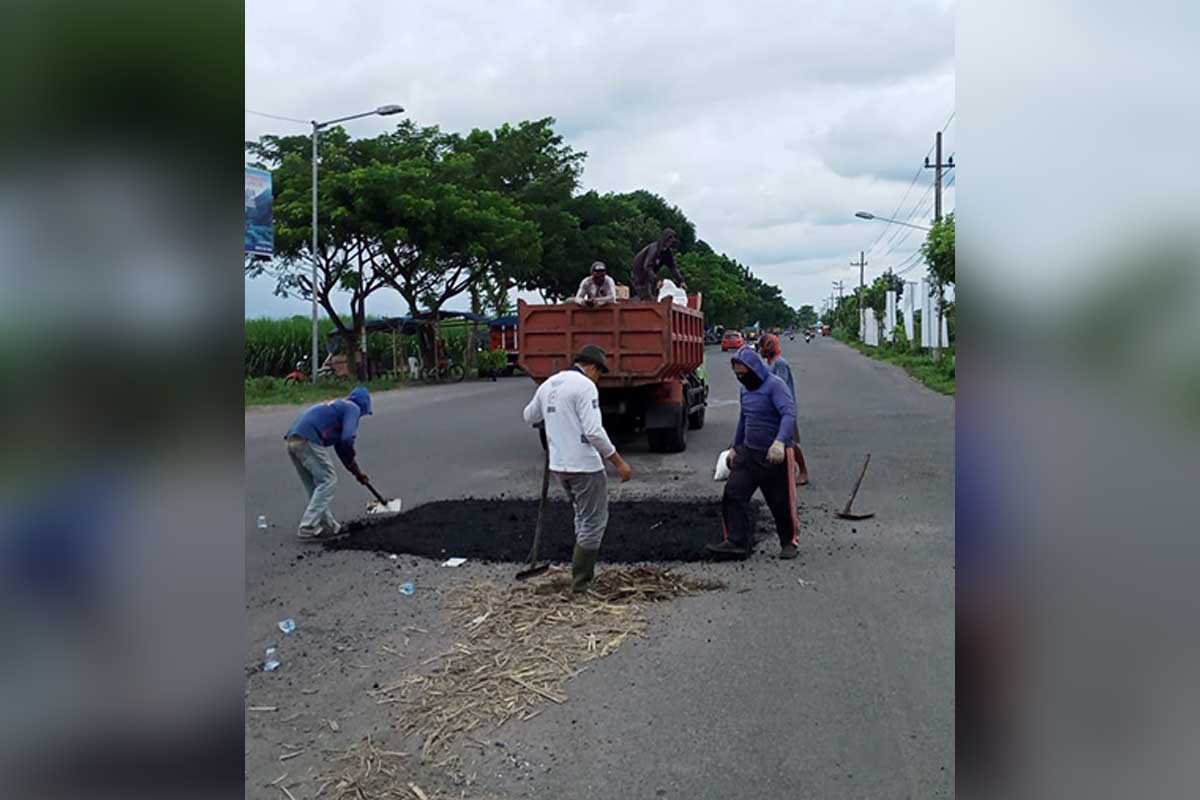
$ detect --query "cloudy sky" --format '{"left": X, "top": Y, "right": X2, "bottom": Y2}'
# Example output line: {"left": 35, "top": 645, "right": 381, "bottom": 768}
{"left": 245, "top": 0, "right": 955, "bottom": 319}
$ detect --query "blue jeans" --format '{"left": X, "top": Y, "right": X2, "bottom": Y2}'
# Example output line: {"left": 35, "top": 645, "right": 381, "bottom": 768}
{"left": 286, "top": 436, "right": 339, "bottom": 533}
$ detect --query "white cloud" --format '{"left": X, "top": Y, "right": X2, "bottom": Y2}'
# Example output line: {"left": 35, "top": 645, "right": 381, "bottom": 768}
{"left": 246, "top": 0, "right": 955, "bottom": 316}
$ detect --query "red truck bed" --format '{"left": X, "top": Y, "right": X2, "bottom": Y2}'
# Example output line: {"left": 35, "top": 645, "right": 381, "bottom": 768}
{"left": 517, "top": 296, "right": 704, "bottom": 385}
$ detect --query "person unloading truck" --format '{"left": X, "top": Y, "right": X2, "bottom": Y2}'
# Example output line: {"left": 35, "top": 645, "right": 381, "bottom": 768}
{"left": 522, "top": 345, "right": 633, "bottom": 591}
{"left": 631, "top": 229, "right": 687, "bottom": 301}
{"left": 284, "top": 387, "right": 373, "bottom": 540}
{"left": 707, "top": 347, "right": 800, "bottom": 560}
{"left": 572, "top": 261, "right": 617, "bottom": 306}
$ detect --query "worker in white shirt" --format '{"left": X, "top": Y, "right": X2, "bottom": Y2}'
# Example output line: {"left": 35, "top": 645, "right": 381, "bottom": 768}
{"left": 572, "top": 261, "right": 617, "bottom": 307}
{"left": 522, "top": 344, "right": 633, "bottom": 591}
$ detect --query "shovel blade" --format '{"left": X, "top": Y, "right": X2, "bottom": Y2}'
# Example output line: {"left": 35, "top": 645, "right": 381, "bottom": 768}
{"left": 836, "top": 511, "right": 875, "bottom": 520}
{"left": 514, "top": 563, "right": 550, "bottom": 581}
{"left": 367, "top": 498, "right": 403, "bottom": 515}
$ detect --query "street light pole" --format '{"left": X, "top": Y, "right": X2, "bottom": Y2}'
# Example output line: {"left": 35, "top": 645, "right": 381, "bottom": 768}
{"left": 307, "top": 104, "right": 404, "bottom": 383}
{"left": 853, "top": 211, "right": 931, "bottom": 232}
{"left": 311, "top": 120, "right": 320, "bottom": 384}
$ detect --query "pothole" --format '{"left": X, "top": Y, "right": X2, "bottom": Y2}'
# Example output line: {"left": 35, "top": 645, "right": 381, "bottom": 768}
{"left": 326, "top": 498, "right": 767, "bottom": 563}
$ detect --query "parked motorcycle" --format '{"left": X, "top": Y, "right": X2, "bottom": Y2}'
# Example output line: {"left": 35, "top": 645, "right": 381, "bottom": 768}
{"left": 284, "top": 358, "right": 336, "bottom": 384}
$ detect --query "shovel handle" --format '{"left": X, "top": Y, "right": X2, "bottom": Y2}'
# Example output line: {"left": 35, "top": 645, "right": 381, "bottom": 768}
{"left": 841, "top": 453, "right": 871, "bottom": 515}
{"left": 364, "top": 480, "right": 388, "bottom": 505}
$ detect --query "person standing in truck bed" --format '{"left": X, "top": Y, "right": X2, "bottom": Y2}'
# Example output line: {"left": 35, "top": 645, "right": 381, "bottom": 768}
{"left": 631, "top": 228, "right": 687, "bottom": 301}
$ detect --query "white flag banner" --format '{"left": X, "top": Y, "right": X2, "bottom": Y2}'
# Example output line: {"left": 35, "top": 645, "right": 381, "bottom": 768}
{"left": 865, "top": 312, "right": 879, "bottom": 346}
{"left": 884, "top": 290, "right": 896, "bottom": 342}
{"left": 940, "top": 311, "right": 950, "bottom": 348}
{"left": 903, "top": 284, "right": 915, "bottom": 341}
{"left": 920, "top": 281, "right": 934, "bottom": 348}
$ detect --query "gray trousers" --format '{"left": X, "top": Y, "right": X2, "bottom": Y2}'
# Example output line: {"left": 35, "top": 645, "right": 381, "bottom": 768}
{"left": 556, "top": 470, "right": 609, "bottom": 550}
{"left": 286, "top": 436, "right": 340, "bottom": 533}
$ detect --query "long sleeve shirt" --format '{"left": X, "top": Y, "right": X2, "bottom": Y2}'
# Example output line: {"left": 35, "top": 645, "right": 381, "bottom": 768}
{"left": 522, "top": 368, "right": 616, "bottom": 473}
{"left": 768, "top": 356, "right": 797, "bottom": 405}
{"left": 285, "top": 387, "right": 372, "bottom": 470}
{"left": 574, "top": 275, "right": 617, "bottom": 305}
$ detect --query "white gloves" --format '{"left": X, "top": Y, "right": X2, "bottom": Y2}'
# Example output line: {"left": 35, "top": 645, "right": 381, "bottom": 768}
{"left": 767, "top": 440, "right": 786, "bottom": 464}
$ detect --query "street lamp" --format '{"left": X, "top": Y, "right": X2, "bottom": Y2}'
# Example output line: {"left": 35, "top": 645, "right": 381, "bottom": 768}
{"left": 310, "top": 104, "right": 404, "bottom": 382}
{"left": 853, "top": 210, "right": 931, "bottom": 232}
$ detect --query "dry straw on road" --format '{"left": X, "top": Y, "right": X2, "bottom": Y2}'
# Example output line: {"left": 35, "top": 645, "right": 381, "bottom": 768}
{"left": 311, "top": 736, "right": 487, "bottom": 800}
{"left": 369, "top": 565, "right": 724, "bottom": 759}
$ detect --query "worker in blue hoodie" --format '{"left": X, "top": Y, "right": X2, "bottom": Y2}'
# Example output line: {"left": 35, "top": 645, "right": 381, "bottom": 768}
{"left": 707, "top": 347, "right": 801, "bottom": 559}
{"left": 284, "top": 387, "right": 373, "bottom": 539}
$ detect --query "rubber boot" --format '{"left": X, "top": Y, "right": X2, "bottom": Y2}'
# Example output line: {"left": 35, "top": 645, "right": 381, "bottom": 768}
{"left": 571, "top": 545, "right": 600, "bottom": 593}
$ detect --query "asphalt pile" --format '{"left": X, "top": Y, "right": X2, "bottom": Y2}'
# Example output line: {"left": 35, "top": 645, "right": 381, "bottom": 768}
{"left": 328, "top": 498, "right": 763, "bottom": 563}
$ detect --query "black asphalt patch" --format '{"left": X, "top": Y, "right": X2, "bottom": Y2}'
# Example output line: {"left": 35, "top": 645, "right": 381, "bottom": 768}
{"left": 325, "top": 498, "right": 768, "bottom": 563}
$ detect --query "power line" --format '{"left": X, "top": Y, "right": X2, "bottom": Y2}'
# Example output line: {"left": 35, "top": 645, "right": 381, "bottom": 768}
{"left": 858, "top": 109, "right": 952, "bottom": 259}
{"left": 876, "top": 188, "right": 936, "bottom": 258}
{"left": 246, "top": 108, "right": 310, "bottom": 124}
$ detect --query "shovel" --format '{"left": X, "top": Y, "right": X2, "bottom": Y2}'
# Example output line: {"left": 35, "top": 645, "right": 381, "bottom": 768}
{"left": 516, "top": 426, "right": 552, "bottom": 581}
{"left": 363, "top": 480, "right": 402, "bottom": 516}
{"left": 835, "top": 453, "right": 876, "bottom": 521}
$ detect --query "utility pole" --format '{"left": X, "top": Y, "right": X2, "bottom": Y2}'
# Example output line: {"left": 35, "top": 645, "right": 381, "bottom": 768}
{"left": 850, "top": 252, "right": 866, "bottom": 339}
{"left": 924, "top": 131, "right": 954, "bottom": 359}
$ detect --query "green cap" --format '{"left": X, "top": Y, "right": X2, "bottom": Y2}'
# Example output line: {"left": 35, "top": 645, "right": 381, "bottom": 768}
{"left": 573, "top": 344, "right": 609, "bottom": 373}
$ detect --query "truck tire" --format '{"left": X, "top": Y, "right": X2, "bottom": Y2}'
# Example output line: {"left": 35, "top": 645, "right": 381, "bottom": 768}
{"left": 688, "top": 405, "right": 706, "bottom": 430}
{"left": 647, "top": 406, "right": 687, "bottom": 453}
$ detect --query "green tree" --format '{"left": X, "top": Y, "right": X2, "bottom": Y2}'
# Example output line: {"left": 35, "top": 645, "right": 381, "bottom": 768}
{"left": 921, "top": 212, "right": 955, "bottom": 288}
{"left": 245, "top": 127, "right": 396, "bottom": 379}
{"left": 246, "top": 121, "right": 542, "bottom": 369}
{"left": 795, "top": 305, "right": 818, "bottom": 329}
{"left": 920, "top": 212, "right": 954, "bottom": 348}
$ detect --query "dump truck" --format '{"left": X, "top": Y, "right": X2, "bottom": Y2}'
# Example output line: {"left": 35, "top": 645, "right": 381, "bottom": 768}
{"left": 517, "top": 295, "right": 708, "bottom": 453}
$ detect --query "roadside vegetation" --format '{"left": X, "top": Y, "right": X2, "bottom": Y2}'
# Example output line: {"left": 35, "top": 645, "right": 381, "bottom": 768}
{"left": 824, "top": 214, "right": 955, "bottom": 396}
{"left": 833, "top": 328, "right": 955, "bottom": 395}
{"left": 245, "top": 374, "right": 413, "bottom": 407}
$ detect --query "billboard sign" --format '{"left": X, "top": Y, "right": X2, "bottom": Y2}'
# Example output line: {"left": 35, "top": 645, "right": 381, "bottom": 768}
{"left": 244, "top": 167, "right": 273, "bottom": 257}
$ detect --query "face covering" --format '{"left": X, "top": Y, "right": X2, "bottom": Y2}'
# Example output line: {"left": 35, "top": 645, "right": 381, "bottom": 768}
{"left": 736, "top": 370, "right": 763, "bottom": 391}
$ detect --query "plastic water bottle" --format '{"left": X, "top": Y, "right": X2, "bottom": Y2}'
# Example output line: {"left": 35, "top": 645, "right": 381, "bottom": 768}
{"left": 263, "top": 647, "right": 280, "bottom": 672}
{"left": 256, "top": 515, "right": 268, "bottom": 530}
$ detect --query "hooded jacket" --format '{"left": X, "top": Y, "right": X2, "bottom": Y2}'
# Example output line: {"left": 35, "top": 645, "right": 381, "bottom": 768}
{"left": 730, "top": 347, "right": 795, "bottom": 450}
{"left": 286, "top": 387, "right": 372, "bottom": 469}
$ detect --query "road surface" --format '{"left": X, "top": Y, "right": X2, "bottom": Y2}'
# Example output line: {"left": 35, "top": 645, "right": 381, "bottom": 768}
{"left": 244, "top": 335, "right": 954, "bottom": 798}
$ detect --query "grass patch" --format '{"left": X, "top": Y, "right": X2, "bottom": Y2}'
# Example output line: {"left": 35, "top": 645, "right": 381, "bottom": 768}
{"left": 245, "top": 375, "right": 415, "bottom": 407}
{"left": 833, "top": 331, "right": 955, "bottom": 395}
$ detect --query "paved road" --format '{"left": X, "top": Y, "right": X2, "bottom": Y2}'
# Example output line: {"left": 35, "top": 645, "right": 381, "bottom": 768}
{"left": 244, "top": 335, "right": 954, "bottom": 798}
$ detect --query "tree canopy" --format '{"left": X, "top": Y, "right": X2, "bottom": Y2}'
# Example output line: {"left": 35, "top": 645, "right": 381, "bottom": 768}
{"left": 922, "top": 212, "right": 955, "bottom": 288}
{"left": 245, "top": 116, "right": 798, "bottom": 346}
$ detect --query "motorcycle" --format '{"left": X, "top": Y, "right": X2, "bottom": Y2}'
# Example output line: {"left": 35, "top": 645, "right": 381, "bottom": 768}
{"left": 284, "top": 358, "right": 336, "bottom": 384}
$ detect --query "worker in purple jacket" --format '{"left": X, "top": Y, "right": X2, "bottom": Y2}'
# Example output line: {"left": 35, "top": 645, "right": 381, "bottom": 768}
{"left": 284, "top": 387, "right": 373, "bottom": 539}
{"left": 707, "top": 347, "right": 800, "bottom": 560}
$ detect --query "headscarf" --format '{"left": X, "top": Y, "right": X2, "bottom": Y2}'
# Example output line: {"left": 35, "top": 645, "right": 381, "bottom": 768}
{"left": 757, "top": 334, "right": 780, "bottom": 361}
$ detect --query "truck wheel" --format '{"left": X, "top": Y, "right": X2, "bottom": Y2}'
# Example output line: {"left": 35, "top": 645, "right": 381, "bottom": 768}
{"left": 688, "top": 406, "right": 706, "bottom": 430}
{"left": 647, "top": 406, "right": 687, "bottom": 453}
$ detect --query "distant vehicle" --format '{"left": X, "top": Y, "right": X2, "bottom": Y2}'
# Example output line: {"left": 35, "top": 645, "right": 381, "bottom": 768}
{"left": 743, "top": 329, "right": 759, "bottom": 342}
{"left": 721, "top": 330, "right": 745, "bottom": 352}
{"left": 821, "top": 324, "right": 831, "bottom": 336}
